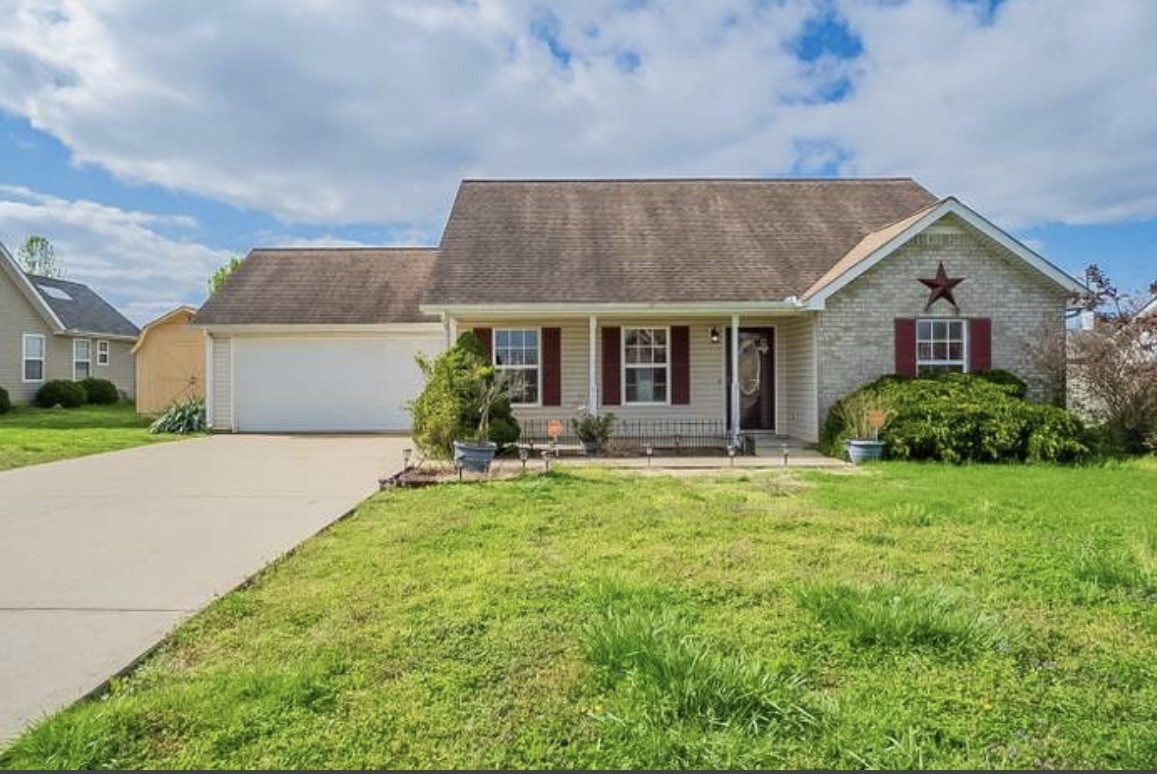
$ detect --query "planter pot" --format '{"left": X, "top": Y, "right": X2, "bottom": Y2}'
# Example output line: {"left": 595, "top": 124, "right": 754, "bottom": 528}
{"left": 844, "top": 439, "right": 885, "bottom": 464}
{"left": 580, "top": 439, "right": 601, "bottom": 455}
{"left": 453, "top": 440, "right": 498, "bottom": 473}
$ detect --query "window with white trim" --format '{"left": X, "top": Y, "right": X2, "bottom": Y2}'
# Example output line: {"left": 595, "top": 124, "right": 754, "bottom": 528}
{"left": 22, "top": 334, "right": 45, "bottom": 382}
{"left": 73, "top": 339, "right": 92, "bottom": 380}
{"left": 494, "top": 329, "right": 539, "bottom": 405}
{"left": 96, "top": 339, "right": 110, "bottom": 366}
{"left": 623, "top": 327, "right": 669, "bottom": 404}
{"left": 916, "top": 319, "right": 966, "bottom": 375}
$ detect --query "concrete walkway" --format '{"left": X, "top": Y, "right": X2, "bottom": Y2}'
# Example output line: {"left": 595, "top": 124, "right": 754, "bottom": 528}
{"left": 0, "top": 434, "right": 407, "bottom": 743}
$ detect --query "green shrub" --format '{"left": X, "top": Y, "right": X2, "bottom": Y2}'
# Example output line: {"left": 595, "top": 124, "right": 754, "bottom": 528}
{"left": 0, "top": 386, "right": 9, "bottom": 414}
{"left": 821, "top": 372, "right": 1088, "bottom": 463}
{"left": 79, "top": 377, "right": 119, "bottom": 405}
{"left": 975, "top": 368, "right": 1028, "bottom": 399}
{"left": 408, "top": 332, "right": 520, "bottom": 458}
{"left": 35, "top": 379, "right": 87, "bottom": 408}
{"left": 149, "top": 397, "right": 206, "bottom": 434}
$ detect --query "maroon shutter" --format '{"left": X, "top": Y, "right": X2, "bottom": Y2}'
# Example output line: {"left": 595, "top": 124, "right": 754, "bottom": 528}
{"left": 542, "top": 327, "right": 561, "bottom": 406}
{"left": 602, "top": 326, "right": 621, "bottom": 406}
{"left": 471, "top": 327, "right": 493, "bottom": 361}
{"left": 671, "top": 325, "right": 690, "bottom": 405}
{"left": 969, "top": 318, "right": 992, "bottom": 372}
{"left": 894, "top": 318, "right": 917, "bottom": 376}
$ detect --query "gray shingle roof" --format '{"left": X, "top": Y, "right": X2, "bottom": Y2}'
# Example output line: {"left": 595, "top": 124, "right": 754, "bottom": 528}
{"left": 428, "top": 178, "right": 939, "bottom": 305}
{"left": 194, "top": 248, "right": 439, "bottom": 325}
{"left": 29, "top": 275, "right": 139, "bottom": 337}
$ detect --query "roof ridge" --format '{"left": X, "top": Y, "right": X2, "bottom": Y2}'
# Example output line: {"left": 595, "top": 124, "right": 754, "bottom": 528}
{"left": 461, "top": 177, "right": 921, "bottom": 184}
{"left": 250, "top": 246, "right": 438, "bottom": 252}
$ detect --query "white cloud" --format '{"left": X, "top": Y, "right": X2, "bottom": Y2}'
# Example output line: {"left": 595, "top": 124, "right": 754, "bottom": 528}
{"left": 0, "top": 0, "right": 1154, "bottom": 233}
{"left": 0, "top": 186, "right": 233, "bottom": 323}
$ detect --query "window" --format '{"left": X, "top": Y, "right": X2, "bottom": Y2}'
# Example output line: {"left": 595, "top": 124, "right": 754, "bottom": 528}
{"left": 494, "top": 329, "right": 539, "bottom": 405}
{"left": 916, "top": 319, "right": 966, "bottom": 375}
{"left": 73, "top": 339, "right": 92, "bottom": 380}
{"left": 623, "top": 327, "right": 669, "bottom": 404}
{"left": 96, "top": 339, "right": 110, "bottom": 366}
{"left": 22, "top": 334, "right": 45, "bottom": 382}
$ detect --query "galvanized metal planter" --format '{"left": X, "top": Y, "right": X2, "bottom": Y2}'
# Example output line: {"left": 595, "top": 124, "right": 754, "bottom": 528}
{"left": 844, "top": 439, "right": 885, "bottom": 464}
{"left": 453, "top": 440, "right": 498, "bottom": 472}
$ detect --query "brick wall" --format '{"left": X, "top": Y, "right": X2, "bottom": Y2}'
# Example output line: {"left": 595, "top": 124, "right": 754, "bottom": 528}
{"left": 816, "top": 215, "right": 1069, "bottom": 424}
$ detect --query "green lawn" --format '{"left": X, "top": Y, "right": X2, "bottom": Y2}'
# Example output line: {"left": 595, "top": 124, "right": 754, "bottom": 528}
{"left": 2, "top": 461, "right": 1155, "bottom": 769}
{"left": 0, "top": 404, "right": 179, "bottom": 471}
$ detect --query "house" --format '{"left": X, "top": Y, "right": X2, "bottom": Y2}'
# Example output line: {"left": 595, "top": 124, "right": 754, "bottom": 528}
{"left": 1, "top": 242, "right": 138, "bottom": 403}
{"left": 133, "top": 305, "right": 205, "bottom": 414}
{"left": 195, "top": 179, "right": 1084, "bottom": 443}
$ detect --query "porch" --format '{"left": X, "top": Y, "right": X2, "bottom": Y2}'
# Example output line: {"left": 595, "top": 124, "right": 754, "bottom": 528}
{"left": 445, "top": 309, "right": 821, "bottom": 449}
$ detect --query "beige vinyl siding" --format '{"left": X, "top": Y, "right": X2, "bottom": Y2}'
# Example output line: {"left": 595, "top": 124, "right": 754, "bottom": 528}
{"left": 210, "top": 336, "right": 233, "bottom": 430}
{"left": 460, "top": 319, "right": 740, "bottom": 425}
{"left": 1, "top": 271, "right": 54, "bottom": 403}
{"left": 775, "top": 315, "right": 819, "bottom": 443}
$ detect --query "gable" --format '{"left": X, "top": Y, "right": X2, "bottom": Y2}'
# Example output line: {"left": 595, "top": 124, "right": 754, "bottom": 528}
{"left": 0, "top": 243, "right": 64, "bottom": 332}
{"left": 803, "top": 198, "right": 1084, "bottom": 308}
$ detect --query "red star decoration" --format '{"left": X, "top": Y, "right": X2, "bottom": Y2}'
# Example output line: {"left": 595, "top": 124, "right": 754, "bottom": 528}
{"left": 918, "top": 261, "right": 965, "bottom": 311}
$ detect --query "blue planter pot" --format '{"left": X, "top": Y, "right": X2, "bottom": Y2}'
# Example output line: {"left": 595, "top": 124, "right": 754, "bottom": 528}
{"left": 844, "top": 439, "right": 885, "bottom": 464}
{"left": 453, "top": 440, "right": 498, "bottom": 473}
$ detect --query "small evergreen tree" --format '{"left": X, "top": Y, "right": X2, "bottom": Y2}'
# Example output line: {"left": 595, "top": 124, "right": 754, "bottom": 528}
{"left": 408, "top": 332, "right": 520, "bottom": 457}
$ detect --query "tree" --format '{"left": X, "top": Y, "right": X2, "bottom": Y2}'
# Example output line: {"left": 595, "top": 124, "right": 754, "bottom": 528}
{"left": 208, "top": 257, "right": 242, "bottom": 296}
{"left": 18, "top": 235, "right": 63, "bottom": 278}
{"left": 1055, "top": 265, "right": 1157, "bottom": 453}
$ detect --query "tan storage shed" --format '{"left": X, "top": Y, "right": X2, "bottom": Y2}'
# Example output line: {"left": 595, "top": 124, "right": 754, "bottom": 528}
{"left": 133, "top": 305, "right": 205, "bottom": 414}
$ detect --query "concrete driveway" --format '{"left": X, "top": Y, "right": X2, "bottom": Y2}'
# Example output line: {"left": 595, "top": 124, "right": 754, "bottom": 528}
{"left": 0, "top": 434, "right": 408, "bottom": 742}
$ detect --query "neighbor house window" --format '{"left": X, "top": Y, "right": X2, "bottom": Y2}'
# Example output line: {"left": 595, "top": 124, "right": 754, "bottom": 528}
{"left": 96, "top": 339, "right": 110, "bottom": 366}
{"left": 494, "top": 329, "right": 539, "bottom": 405}
{"left": 916, "top": 319, "right": 966, "bottom": 375}
{"left": 73, "top": 339, "right": 91, "bottom": 380}
{"left": 22, "top": 334, "right": 45, "bottom": 382}
{"left": 623, "top": 327, "right": 669, "bottom": 403}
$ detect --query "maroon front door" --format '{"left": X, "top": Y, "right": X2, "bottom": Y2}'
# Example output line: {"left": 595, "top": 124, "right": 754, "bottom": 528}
{"left": 725, "top": 327, "right": 775, "bottom": 431}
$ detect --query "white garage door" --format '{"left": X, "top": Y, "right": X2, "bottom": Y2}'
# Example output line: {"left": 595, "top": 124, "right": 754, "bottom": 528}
{"left": 234, "top": 336, "right": 441, "bottom": 432}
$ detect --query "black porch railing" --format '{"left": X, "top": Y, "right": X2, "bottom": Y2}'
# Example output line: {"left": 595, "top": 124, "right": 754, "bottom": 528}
{"left": 518, "top": 418, "right": 737, "bottom": 454}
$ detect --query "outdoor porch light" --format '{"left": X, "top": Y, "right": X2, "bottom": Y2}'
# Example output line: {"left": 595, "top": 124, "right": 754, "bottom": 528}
{"left": 781, "top": 442, "right": 790, "bottom": 467}
{"left": 518, "top": 445, "right": 529, "bottom": 471}
{"left": 644, "top": 444, "right": 654, "bottom": 466}
{"left": 709, "top": 326, "right": 720, "bottom": 343}
{"left": 727, "top": 443, "right": 737, "bottom": 466}
{"left": 402, "top": 447, "right": 412, "bottom": 469}
{"left": 541, "top": 448, "right": 551, "bottom": 472}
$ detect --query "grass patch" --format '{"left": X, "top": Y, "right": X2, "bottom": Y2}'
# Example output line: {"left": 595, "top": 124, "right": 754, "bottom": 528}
{"left": 795, "top": 582, "right": 1003, "bottom": 653}
{"left": 0, "top": 403, "right": 181, "bottom": 471}
{"left": 3, "top": 463, "right": 1156, "bottom": 768}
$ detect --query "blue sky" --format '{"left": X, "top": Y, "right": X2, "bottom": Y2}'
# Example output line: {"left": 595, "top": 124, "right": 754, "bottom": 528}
{"left": 1, "top": 0, "right": 1154, "bottom": 322}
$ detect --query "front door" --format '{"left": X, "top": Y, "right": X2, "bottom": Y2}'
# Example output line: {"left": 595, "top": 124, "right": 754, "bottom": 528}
{"left": 725, "top": 327, "right": 775, "bottom": 431}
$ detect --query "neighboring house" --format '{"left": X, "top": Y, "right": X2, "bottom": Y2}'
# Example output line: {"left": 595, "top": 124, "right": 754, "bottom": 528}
{"left": 1, "top": 242, "right": 138, "bottom": 404}
{"left": 133, "top": 305, "right": 204, "bottom": 414}
{"left": 196, "top": 179, "right": 1084, "bottom": 442}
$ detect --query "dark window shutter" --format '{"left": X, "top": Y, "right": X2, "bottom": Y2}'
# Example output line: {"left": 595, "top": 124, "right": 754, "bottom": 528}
{"left": 969, "top": 318, "right": 992, "bottom": 372}
{"left": 894, "top": 318, "right": 917, "bottom": 376}
{"left": 542, "top": 327, "right": 561, "bottom": 406}
{"left": 472, "top": 327, "right": 493, "bottom": 361}
{"left": 671, "top": 325, "right": 691, "bottom": 405}
{"left": 602, "top": 326, "right": 621, "bottom": 406}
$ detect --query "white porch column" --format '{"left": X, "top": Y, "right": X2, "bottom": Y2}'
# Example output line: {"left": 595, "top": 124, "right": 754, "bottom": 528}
{"left": 730, "top": 313, "right": 740, "bottom": 440}
{"left": 588, "top": 314, "right": 599, "bottom": 414}
{"left": 447, "top": 315, "right": 458, "bottom": 346}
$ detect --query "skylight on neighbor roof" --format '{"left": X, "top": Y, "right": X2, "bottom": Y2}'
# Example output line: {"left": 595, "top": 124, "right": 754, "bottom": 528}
{"left": 37, "top": 284, "right": 73, "bottom": 301}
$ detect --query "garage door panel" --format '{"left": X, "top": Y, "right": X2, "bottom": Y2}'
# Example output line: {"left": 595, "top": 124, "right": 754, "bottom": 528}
{"left": 234, "top": 337, "right": 440, "bottom": 432}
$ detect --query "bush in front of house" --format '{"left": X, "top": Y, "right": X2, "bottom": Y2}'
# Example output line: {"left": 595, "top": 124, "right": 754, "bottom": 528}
{"left": 408, "top": 331, "right": 520, "bottom": 458}
{"left": 149, "top": 397, "right": 207, "bottom": 434}
{"left": 821, "top": 372, "right": 1089, "bottom": 463}
{"left": 974, "top": 368, "right": 1029, "bottom": 400}
{"left": 35, "top": 379, "right": 88, "bottom": 409}
{"left": 79, "top": 377, "right": 119, "bottom": 405}
{"left": 0, "top": 386, "right": 10, "bottom": 414}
